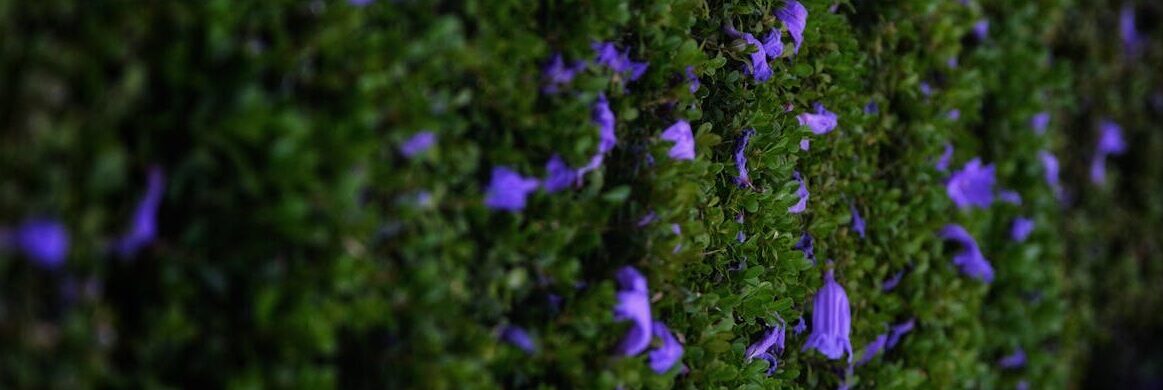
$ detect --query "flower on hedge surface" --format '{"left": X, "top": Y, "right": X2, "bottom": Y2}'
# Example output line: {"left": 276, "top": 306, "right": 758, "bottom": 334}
{"left": 2, "top": 219, "right": 69, "bottom": 269}
{"left": 348, "top": 0, "right": 373, "bottom": 6}
{"left": 883, "top": 270, "right": 904, "bottom": 291}
{"left": 947, "top": 109, "right": 961, "bottom": 121}
{"left": 400, "top": 131, "right": 436, "bottom": 157}
{"left": 793, "top": 232, "right": 815, "bottom": 263}
{"left": 117, "top": 166, "right": 165, "bottom": 258}
{"left": 1039, "top": 151, "right": 1063, "bottom": 198}
{"left": 543, "top": 154, "right": 576, "bottom": 193}
{"left": 736, "top": 212, "right": 746, "bottom": 243}
{"left": 725, "top": 26, "right": 774, "bottom": 82}
{"left": 920, "top": 82, "right": 932, "bottom": 97}
{"left": 734, "top": 129, "right": 756, "bottom": 188}
{"left": 686, "top": 66, "right": 700, "bottom": 93}
{"left": 1011, "top": 217, "right": 1034, "bottom": 242}
{"left": 649, "top": 322, "right": 684, "bottom": 373}
{"left": 940, "top": 224, "right": 994, "bottom": 283}
{"left": 1031, "top": 112, "right": 1050, "bottom": 135}
{"left": 745, "top": 322, "right": 787, "bottom": 376}
{"left": 1090, "top": 119, "right": 1127, "bottom": 184}
{"left": 998, "top": 347, "right": 1026, "bottom": 369}
{"left": 1121, "top": 5, "right": 1142, "bottom": 58}
{"left": 865, "top": 101, "right": 879, "bottom": 115}
{"left": 614, "top": 266, "right": 653, "bottom": 356}
{"left": 800, "top": 138, "right": 810, "bottom": 151}
{"left": 542, "top": 53, "right": 585, "bottom": 94}
{"left": 793, "top": 316, "right": 807, "bottom": 335}
{"left": 797, "top": 102, "right": 838, "bottom": 134}
{"left": 803, "top": 269, "right": 853, "bottom": 361}
{"left": 762, "top": 28, "right": 784, "bottom": 59}
{"left": 788, "top": 171, "right": 809, "bottom": 213}
{"left": 578, "top": 94, "right": 617, "bottom": 178}
{"left": 998, "top": 189, "right": 1021, "bottom": 205}
{"left": 973, "top": 19, "right": 989, "bottom": 41}
{"left": 637, "top": 211, "right": 658, "bottom": 227}
{"left": 849, "top": 201, "right": 865, "bottom": 239}
{"left": 776, "top": 0, "right": 808, "bottom": 54}
{"left": 592, "top": 42, "right": 648, "bottom": 82}
{"left": 886, "top": 318, "right": 915, "bottom": 349}
{"left": 501, "top": 325, "right": 537, "bottom": 354}
{"left": 936, "top": 143, "right": 953, "bottom": 172}
{"left": 946, "top": 158, "right": 996, "bottom": 209}
{"left": 948, "top": 56, "right": 959, "bottom": 69}
{"left": 857, "top": 332, "right": 888, "bottom": 366}
{"left": 484, "top": 167, "right": 540, "bottom": 212}
{"left": 661, "top": 120, "right": 695, "bottom": 160}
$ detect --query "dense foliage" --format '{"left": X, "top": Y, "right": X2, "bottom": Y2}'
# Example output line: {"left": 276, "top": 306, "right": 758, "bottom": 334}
{"left": 1, "top": 0, "right": 1159, "bottom": 388}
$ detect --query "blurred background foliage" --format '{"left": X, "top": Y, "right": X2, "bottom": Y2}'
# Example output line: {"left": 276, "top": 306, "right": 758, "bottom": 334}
{"left": 0, "top": 0, "right": 1159, "bottom": 388}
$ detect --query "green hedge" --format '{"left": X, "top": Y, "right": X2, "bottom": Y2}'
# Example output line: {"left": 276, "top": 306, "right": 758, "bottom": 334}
{"left": 1, "top": 0, "right": 1160, "bottom": 388}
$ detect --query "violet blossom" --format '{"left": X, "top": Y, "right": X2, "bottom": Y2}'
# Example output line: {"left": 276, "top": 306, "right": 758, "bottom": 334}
{"left": 998, "top": 348, "right": 1027, "bottom": 369}
{"left": 865, "top": 101, "right": 879, "bottom": 115}
{"left": 484, "top": 167, "right": 541, "bottom": 212}
{"left": 592, "top": 42, "right": 648, "bottom": 82}
{"left": 946, "top": 158, "right": 997, "bottom": 209}
{"left": 849, "top": 201, "right": 865, "bottom": 239}
{"left": 883, "top": 270, "right": 904, "bottom": 292}
{"left": 1011, "top": 217, "right": 1034, "bottom": 242}
{"left": 936, "top": 143, "right": 954, "bottom": 172}
{"left": 803, "top": 269, "right": 853, "bottom": 361}
{"left": 885, "top": 318, "right": 915, "bottom": 349}
{"left": 793, "top": 232, "right": 815, "bottom": 263}
{"left": 661, "top": 120, "right": 696, "bottom": 160}
{"left": 542, "top": 53, "right": 586, "bottom": 94}
{"left": 1121, "top": 5, "right": 1142, "bottom": 58}
{"left": 800, "top": 138, "right": 810, "bottom": 151}
{"left": 1039, "top": 151, "right": 1063, "bottom": 198}
{"left": 940, "top": 224, "right": 994, "bottom": 283}
{"left": 613, "top": 266, "right": 653, "bottom": 356}
{"left": 1031, "top": 112, "right": 1050, "bottom": 135}
{"left": 745, "top": 322, "right": 787, "bottom": 376}
{"left": 649, "top": 322, "right": 684, "bottom": 373}
{"left": 725, "top": 26, "right": 773, "bottom": 82}
{"left": 1090, "top": 120, "right": 1127, "bottom": 185}
{"left": 998, "top": 190, "right": 1022, "bottom": 205}
{"left": 857, "top": 333, "right": 888, "bottom": 366}
{"left": 501, "top": 325, "right": 537, "bottom": 354}
{"left": 400, "top": 131, "right": 437, "bottom": 158}
{"left": 578, "top": 94, "right": 617, "bottom": 178}
{"left": 734, "top": 129, "right": 756, "bottom": 188}
{"left": 973, "top": 19, "right": 990, "bottom": 41}
{"left": 116, "top": 166, "right": 165, "bottom": 258}
{"left": 797, "top": 102, "right": 838, "bottom": 134}
{"left": 543, "top": 155, "right": 576, "bottom": 193}
{"left": 686, "top": 66, "right": 700, "bottom": 93}
{"left": 2, "top": 219, "right": 69, "bottom": 269}
{"left": 776, "top": 0, "right": 808, "bottom": 54}
{"left": 948, "top": 109, "right": 961, "bottom": 121}
{"left": 793, "top": 316, "right": 807, "bottom": 335}
{"left": 788, "top": 171, "right": 809, "bottom": 214}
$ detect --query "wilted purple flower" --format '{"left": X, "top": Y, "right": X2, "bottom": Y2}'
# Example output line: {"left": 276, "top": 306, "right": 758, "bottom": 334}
{"left": 797, "top": 102, "right": 838, "bottom": 134}
{"left": 543, "top": 155, "right": 576, "bottom": 193}
{"left": 946, "top": 158, "right": 997, "bottom": 209}
{"left": 998, "top": 190, "right": 1022, "bottom": 205}
{"left": 592, "top": 42, "right": 648, "bottom": 82}
{"left": 920, "top": 82, "right": 933, "bottom": 97}
{"left": 776, "top": 1, "right": 808, "bottom": 54}
{"left": 865, "top": 101, "right": 879, "bottom": 115}
{"left": 948, "top": 109, "right": 961, "bottom": 121}
{"left": 849, "top": 202, "right": 866, "bottom": 239}
{"left": 762, "top": 29, "right": 784, "bottom": 59}
{"left": 788, "top": 171, "right": 809, "bottom": 213}
{"left": 793, "top": 316, "right": 807, "bottom": 335}
{"left": 998, "top": 348, "right": 1026, "bottom": 369}
{"left": 857, "top": 333, "right": 888, "bottom": 366}
{"left": 501, "top": 325, "right": 537, "bottom": 354}
{"left": 800, "top": 138, "right": 810, "bottom": 151}
{"left": 734, "top": 129, "right": 756, "bottom": 188}
{"left": 745, "top": 323, "right": 787, "bottom": 362}
{"left": 542, "top": 53, "right": 586, "bottom": 94}
{"left": 1039, "top": 151, "right": 1063, "bottom": 198}
{"left": 803, "top": 270, "right": 853, "bottom": 361}
{"left": 1091, "top": 120, "right": 1127, "bottom": 185}
{"left": 1011, "top": 217, "right": 1034, "bottom": 242}
{"left": 484, "top": 167, "right": 541, "bottom": 212}
{"left": 1121, "top": 5, "right": 1142, "bottom": 58}
{"left": 3, "top": 219, "right": 69, "bottom": 269}
{"left": 686, "top": 66, "right": 700, "bottom": 93}
{"left": 883, "top": 270, "right": 904, "bottom": 291}
{"left": 1031, "top": 112, "right": 1050, "bottom": 135}
{"left": 116, "top": 167, "right": 165, "bottom": 258}
{"left": 885, "top": 318, "right": 915, "bottom": 349}
{"left": 973, "top": 19, "right": 990, "bottom": 41}
{"left": 400, "top": 131, "right": 437, "bottom": 158}
{"left": 793, "top": 232, "right": 815, "bottom": 262}
{"left": 936, "top": 143, "right": 954, "bottom": 172}
{"left": 725, "top": 27, "right": 774, "bottom": 82}
{"left": 613, "top": 266, "right": 653, "bottom": 356}
{"left": 649, "top": 322, "right": 684, "bottom": 373}
{"left": 661, "top": 120, "right": 696, "bottom": 160}
{"left": 940, "top": 224, "right": 994, "bottom": 283}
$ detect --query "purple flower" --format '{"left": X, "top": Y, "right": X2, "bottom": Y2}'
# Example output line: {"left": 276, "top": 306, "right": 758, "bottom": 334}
{"left": 776, "top": 1, "right": 808, "bottom": 54}
{"left": 947, "top": 109, "right": 961, "bottom": 121}
{"left": 849, "top": 202, "right": 865, "bottom": 239}
{"left": 613, "top": 266, "right": 653, "bottom": 356}
{"left": 4, "top": 219, "right": 69, "bottom": 269}
{"left": 543, "top": 155, "right": 576, "bottom": 193}
{"left": 948, "top": 56, "right": 959, "bottom": 69}
{"left": 1091, "top": 120, "right": 1127, "bottom": 185}
{"left": 661, "top": 120, "right": 696, "bottom": 160}
{"left": 788, "top": 171, "right": 809, "bottom": 213}
{"left": 800, "top": 138, "right": 810, "bottom": 151}
{"left": 1018, "top": 380, "right": 1030, "bottom": 390}
{"left": 594, "top": 94, "right": 617, "bottom": 154}
{"left": 484, "top": 167, "right": 541, "bottom": 212}
{"left": 542, "top": 53, "right": 585, "bottom": 94}
{"left": 803, "top": 270, "right": 853, "bottom": 361}
{"left": 973, "top": 19, "right": 990, "bottom": 41}
{"left": 793, "top": 316, "right": 807, "bottom": 335}
{"left": 793, "top": 232, "right": 815, "bottom": 262}
{"left": 857, "top": 333, "right": 888, "bottom": 366}
{"left": 1031, "top": 112, "right": 1050, "bottom": 135}
{"left": 885, "top": 318, "right": 915, "bottom": 349}
{"left": 400, "top": 131, "right": 437, "bottom": 157}
{"left": 883, "top": 270, "right": 904, "bottom": 291}
{"left": 592, "top": 42, "right": 648, "bottom": 82}
{"left": 725, "top": 27, "right": 774, "bottom": 82}
{"left": 686, "top": 66, "right": 700, "bottom": 93}
{"left": 920, "top": 82, "right": 933, "bottom": 97}
{"left": 736, "top": 212, "right": 746, "bottom": 243}
{"left": 745, "top": 323, "right": 787, "bottom": 375}
{"left": 865, "top": 101, "right": 879, "bottom": 115}
{"left": 348, "top": 0, "right": 373, "bottom": 6}
{"left": 734, "top": 129, "right": 756, "bottom": 188}
{"left": 946, "top": 158, "right": 997, "bottom": 209}
{"left": 637, "top": 211, "right": 658, "bottom": 227}
{"left": 1039, "top": 151, "right": 1063, "bottom": 198}
{"left": 762, "top": 29, "right": 784, "bottom": 59}
{"left": 940, "top": 224, "right": 994, "bottom": 283}
{"left": 797, "top": 102, "right": 838, "bottom": 134}
{"left": 998, "top": 190, "right": 1022, "bottom": 205}
{"left": 649, "top": 322, "right": 684, "bottom": 373}
{"left": 998, "top": 348, "right": 1026, "bottom": 369}
{"left": 936, "top": 143, "right": 954, "bottom": 172}
{"left": 501, "top": 325, "right": 537, "bottom": 354}
{"left": 116, "top": 166, "right": 165, "bottom": 258}
{"left": 1011, "top": 217, "right": 1034, "bottom": 242}
{"left": 1121, "top": 5, "right": 1142, "bottom": 58}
